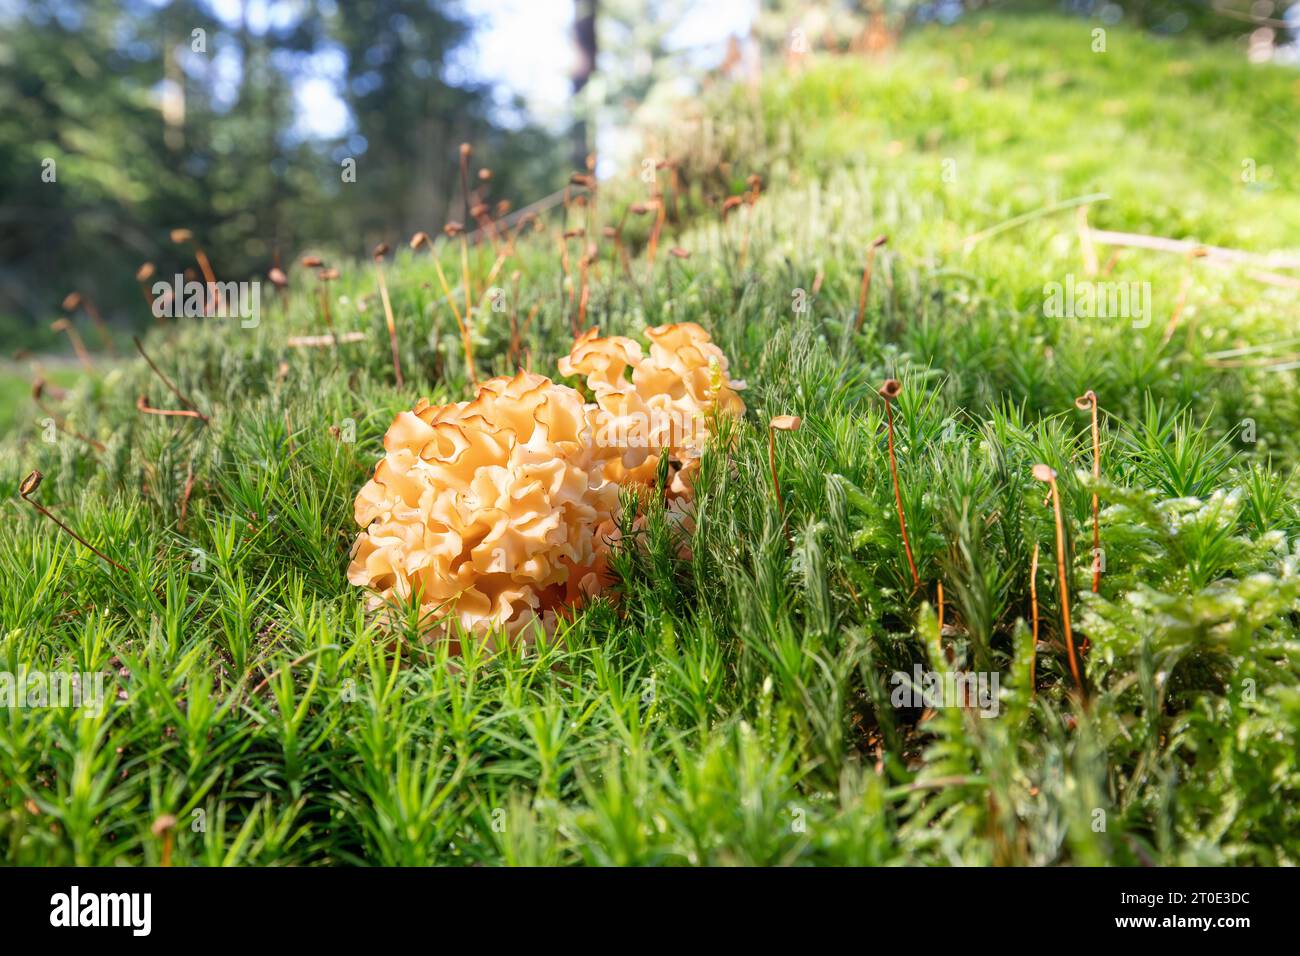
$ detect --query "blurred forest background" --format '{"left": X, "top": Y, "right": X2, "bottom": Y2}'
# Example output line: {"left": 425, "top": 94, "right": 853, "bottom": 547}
{"left": 1, "top": 0, "right": 1295, "bottom": 350}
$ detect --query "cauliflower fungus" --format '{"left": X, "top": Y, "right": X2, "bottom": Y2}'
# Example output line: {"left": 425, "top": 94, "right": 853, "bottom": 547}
{"left": 348, "top": 323, "right": 744, "bottom": 643}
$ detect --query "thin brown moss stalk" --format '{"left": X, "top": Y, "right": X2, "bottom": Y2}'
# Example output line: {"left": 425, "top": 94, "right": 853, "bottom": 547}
{"left": 474, "top": 247, "right": 511, "bottom": 310}
{"left": 137, "top": 396, "right": 204, "bottom": 420}
{"left": 50, "top": 318, "right": 93, "bottom": 373}
{"left": 1032, "top": 464, "right": 1085, "bottom": 702}
{"left": 268, "top": 251, "right": 288, "bottom": 291}
{"left": 1029, "top": 541, "right": 1040, "bottom": 693}
{"left": 470, "top": 202, "right": 504, "bottom": 255}
{"left": 19, "top": 470, "right": 128, "bottom": 573}
{"left": 32, "top": 380, "right": 105, "bottom": 452}
{"left": 1161, "top": 246, "right": 1207, "bottom": 347}
{"left": 459, "top": 232, "right": 473, "bottom": 338}
{"left": 515, "top": 304, "right": 539, "bottom": 367}
{"left": 1074, "top": 389, "right": 1102, "bottom": 593}
{"left": 422, "top": 236, "right": 477, "bottom": 389}
{"left": 768, "top": 415, "right": 801, "bottom": 521}
{"left": 508, "top": 270, "right": 522, "bottom": 366}
{"left": 178, "top": 458, "right": 196, "bottom": 533}
{"left": 299, "top": 255, "right": 334, "bottom": 336}
{"left": 372, "top": 243, "right": 403, "bottom": 389}
{"left": 937, "top": 579, "right": 945, "bottom": 633}
{"left": 318, "top": 268, "right": 338, "bottom": 335}
{"left": 472, "top": 163, "right": 506, "bottom": 253}
{"left": 62, "top": 292, "right": 116, "bottom": 354}
{"left": 854, "top": 235, "right": 889, "bottom": 333}
{"left": 571, "top": 161, "right": 597, "bottom": 249}
{"left": 646, "top": 196, "right": 666, "bottom": 268}
{"left": 505, "top": 209, "right": 535, "bottom": 258}
{"left": 721, "top": 194, "right": 744, "bottom": 264}
{"left": 555, "top": 228, "right": 579, "bottom": 336}
{"left": 577, "top": 243, "right": 596, "bottom": 332}
{"left": 136, "top": 262, "right": 159, "bottom": 315}
{"left": 457, "top": 143, "right": 475, "bottom": 337}
{"left": 458, "top": 142, "right": 473, "bottom": 226}
{"left": 738, "top": 174, "right": 762, "bottom": 269}
{"left": 151, "top": 815, "right": 177, "bottom": 868}
{"left": 607, "top": 209, "right": 633, "bottom": 279}
{"left": 170, "top": 229, "right": 218, "bottom": 313}
{"left": 665, "top": 159, "right": 679, "bottom": 221}
{"left": 879, "top": 379, "right": 920, "bottom": 591}
{"left": 1076, "top": 204, "right": 1097, "bottom": 276}
{"left": 132, "top": 336, "right": 209, "bottom": 423}
{"left": 667, "top": 246, "right": 690, "bottom": 301}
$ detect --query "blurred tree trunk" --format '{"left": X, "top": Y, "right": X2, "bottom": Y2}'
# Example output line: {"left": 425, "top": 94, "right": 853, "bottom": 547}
{"left": 572, "top": 0, "right": 597, "bottom": 170}
{"left": 161, "top": 39, "right": 185, "bottom": 152}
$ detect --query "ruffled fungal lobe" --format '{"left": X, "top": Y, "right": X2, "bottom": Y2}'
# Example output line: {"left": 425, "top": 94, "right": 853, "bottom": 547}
{"left": 558, "top": 322, "right": 746, "bottom": 498}
{"left": 348, "top": 371, "right": 618, "bottom": 643}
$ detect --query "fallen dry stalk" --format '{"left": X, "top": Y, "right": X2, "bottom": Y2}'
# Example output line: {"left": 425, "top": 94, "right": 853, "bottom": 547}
{"left": 879, "top": 379, "right": 920, "bottom": 591}
{"left": 1244, "top": 268, "right": 1300, "bottom": 291}
{"left": 1032, "top": 463, "right": 1085, "bottom": 701}
{"left": 19, "top": 470, "right": 127, "bottom": 573}
{"left": 960, "top": 193, "right": 1109, "bottom": 252}
{"left": 1087, "top": 228, "right": 1300, "bottom": 271}
{"left": 287, "top": 332, "right": 366, "bottom": 348}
